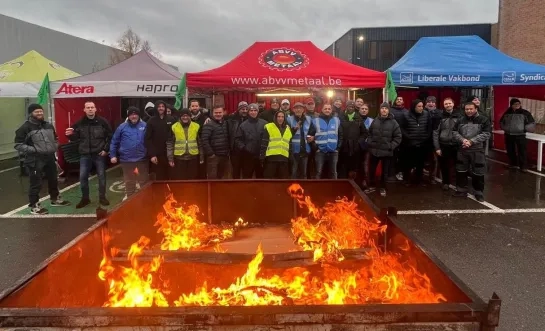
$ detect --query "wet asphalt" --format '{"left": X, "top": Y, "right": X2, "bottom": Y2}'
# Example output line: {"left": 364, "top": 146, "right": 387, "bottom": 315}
{"left": 0, "top": 157, "right": 543, "bottom": 330}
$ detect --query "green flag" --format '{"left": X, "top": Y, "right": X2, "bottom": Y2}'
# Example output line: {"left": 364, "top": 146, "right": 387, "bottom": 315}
{"left": 37, "top": 73, "right": 50, "bottom": 106}
{"left": 174, "top": 74, "right": 187, "bottom": 110}
{"left": 386, "top": 70, "right": 397, "bottom": 103}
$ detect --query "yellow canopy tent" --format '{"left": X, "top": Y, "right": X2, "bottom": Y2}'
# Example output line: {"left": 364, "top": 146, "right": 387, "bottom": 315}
{"left": 0, "top": 50, "right": 80, "bottom": 160}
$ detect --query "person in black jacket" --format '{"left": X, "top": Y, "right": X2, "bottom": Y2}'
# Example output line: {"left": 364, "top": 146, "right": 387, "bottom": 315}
{"left": 144, "top": 100, "right": 175, "bottom": 180}
{"left": 452, "top": 102, "right": 491, "bottom": 202}
{"left": 201, "top": 105, "right": 230, "bottom": 179}
{"left": 260, "top": 111, "right": 291, "bottom": 179}
{"left": 400, "top": 99, "right": 432, "bottom": 186}
{"left": 66, "top": 101, "right": 112, "bottom": 208}
{"left": 389, "top": 96, "right": 407, "bottom": 182}
{"left": 365, "top": 103, "right": 402, "bottom": 197}
{"left": 228, "top": 101, "right": 249, "bottom": 179}
{"left": 189, "top": 99, "right": 209, "bottom": 178}
{"left": 259, "top": 98, "right": 280, "bottom": 123}
{"left": 339, "top": 100, "right": 368, "bottom": 179}
{"left": 425, "top": 96, "right": 442, "bottom": 183}
{"left": 235, "top": 103, "right": 267, "bottom": 178}
{"left": 15, "top": 104, "right": 70, "bottom": 215}
{"left": 500, "top": 98, "right": 536, "bottom": 172}
{"left": 433, "top": 98, "right": 461, "bottom": 190}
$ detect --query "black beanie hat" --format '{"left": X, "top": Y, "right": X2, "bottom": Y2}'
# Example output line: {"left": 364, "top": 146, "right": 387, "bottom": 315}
{"left": 179, "top": 108, "right": 191, "bottom": 117}
{"left": 380, "top": 102, "right": 390, "bottom": 109}
{"left": 510, "top": 98, "right": 521, "bottom": 106}
{"left": 127, "top": 106, "right": 140, "bottom": 116}
{"left": 28, "top": 103, "right": 43, "bottom": 114}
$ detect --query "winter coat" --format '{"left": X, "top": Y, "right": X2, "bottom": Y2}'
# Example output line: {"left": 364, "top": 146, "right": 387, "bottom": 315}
{"left": 201, "top": 118, "right": 230, "bottom": 157}
{"left": 401, "top": 110, "right": 432, "bottom": 147}
{"left": 144, "top": 114, "right": 176, "bottom": 158}
{"left": 259, "top": 109, "right": 277, "bottom": 123}
{"left": 68, "top": 115, "right": 112, "bottom": 155}
{"left": 14, "top": 116, "right": 58, "bottom": 165}
{"left": 500, "top": 108, "right": 536, "bottom": 136}
{"left": 389, "top": 106, "right": 407, "bottom": 126}
{"left": 340, "top": 112, "right": 368, "bottom": 155}
{"left": 227, "top": 113, "right": 247, "bottom": 151}
{"left": 367, "top": 114, "right": 402, "bottom": 157}
{"left": 234, "top": 117, "right": 267, "bottom": 157}
{"left": 452, "top": 113, "right": 491, "bottom": 152}
{"left": 427, "top": 108, "right": 443, "bottom": 131}
{"left": 110, "top": 120, "right": 147, "bottom": 162}
{"left": 433, "top": 110, "right": 461, "bottom": 150}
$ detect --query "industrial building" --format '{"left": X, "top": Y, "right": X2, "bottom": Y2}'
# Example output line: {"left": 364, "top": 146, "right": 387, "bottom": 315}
{"left": 325, "top": 24, "right": 492, "bottom": 72}
{"left": 0, "top": 14, "right": 126, "bottom": 75}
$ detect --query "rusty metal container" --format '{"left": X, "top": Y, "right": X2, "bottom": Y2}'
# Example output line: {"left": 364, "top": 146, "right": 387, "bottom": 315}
{"left": 0, "top": 180, "right": 501, "bottom": 330}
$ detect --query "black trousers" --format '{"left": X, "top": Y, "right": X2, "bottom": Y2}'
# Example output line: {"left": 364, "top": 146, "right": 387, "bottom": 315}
{"left": 241, "top": 152, "right": 263, "bottom": 179}
{"left": 230, "top": 151, "right": 243, "bottom": 179}
{"left": 150, "top": 154, "right": 171, "bottom": 180}
{"left": 505, "top": 134, "right": 528, "bottom": 169}
{"left": 355, "top": 151, "right": 370, "bottom": 188}
{"left": 27, "top": 157, "right": 59, "bottom": 206}
{"left": 338, "top": 151, "right": 360, "bottom": 179}
{"left": 263, "top": 160, "right": 289, "bottom": 179}
{"left": 438, "top": 144, "right": 458, "bottom": 185}
{"left": 368, "top": 155, "right": 392, "bottom": 188}
{"left": 206, "top": 155, "right": 229, "bottom": 179}
{"left": 402, "top": 145, "right": 428, "bottom": 184}
{"left": 389, "top": 147, "right": 402, "bottom": 177}
{"left": 455, "top": 150, "right": 486, "bottom": 195}
{"left": 173, "top": 157, "right": 199, "bottom": 180}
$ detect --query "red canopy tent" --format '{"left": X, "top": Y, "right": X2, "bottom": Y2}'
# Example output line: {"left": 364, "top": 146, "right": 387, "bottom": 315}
{"left": 186, "top": 41, "right": 385, "bottom": 89}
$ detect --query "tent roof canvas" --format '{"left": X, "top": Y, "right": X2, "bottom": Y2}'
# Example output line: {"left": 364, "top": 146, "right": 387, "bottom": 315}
{"left": 0, "top": 50, "right": 79, "bottom": 82}
{"left": 186, "top": 41, "right": 385, "bottom": 89}
{"left": 65, "top": 51, "right": 181, "bottom": 82}
{"left": 389, "top": 35, "right": 545, "bottom": 86}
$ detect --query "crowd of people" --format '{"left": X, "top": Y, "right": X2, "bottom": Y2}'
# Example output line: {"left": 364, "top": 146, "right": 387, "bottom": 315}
{"left": 14, "top": 94, "right": 536, "bottom": 215}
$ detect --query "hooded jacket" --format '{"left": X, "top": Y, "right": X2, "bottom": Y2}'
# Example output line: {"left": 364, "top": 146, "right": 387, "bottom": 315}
{"left": 401, "top": 101, "right": 432, "bottom": 147}
{"left": 201, "top": 117, "right": 230, "bottom": 157}
{"left": 68, "top": 115, "right": 112, "bottom": 155}
{"left": 340, "top": 111, "right": 368, "bottom": 155}
{"left": 452, "top": 112, "right": 491, "bottom": 152}
{"left": 144, "top": 101, "right": 176, "bottom": 158}
{"left": 433, "top": 109, "right": 461, "bottom": 150}
{"left": 367, "top": 114, "right": 402, "bottom": 157}
{"left": 110, "top": 119, "right": 147, "bottom": 162}
{"left": 14, "top": 116, "right": 58, "bottom": 164}
{"left": 234, "top": 116, "right": 267, "bottom": 157}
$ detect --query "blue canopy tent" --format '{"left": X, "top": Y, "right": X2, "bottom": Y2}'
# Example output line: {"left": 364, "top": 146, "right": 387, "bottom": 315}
{"left": 389, "top": 35, "right": 545, "bottom": 87}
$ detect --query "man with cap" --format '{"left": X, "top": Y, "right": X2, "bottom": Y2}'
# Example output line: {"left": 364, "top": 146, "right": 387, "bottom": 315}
{"left": 280, "top": 99, "right": 291, "bottom": 116}
{"left": 15, "top": 104, "right": 70, "bottom": 215}
{"left": 259, "top": 98, "right": 280, "bottom": 123}
{"left": 305, "top": 97, "right": 318, "bottom": 118}
{"left": 227, "top": 101, "right": 249, "bottom": 178}
{"left": 110, "top": 106, "right": 148, "bottom": 198}
{"left": 260, "top": 110, "right": 292, "bottom": 178}
{"left": 286, "top": 102, "right": 316, "bottom": 179}
{"left": 339, "top": 100, "right": 368, "bottom": 179}
{"left": 235, "top": 103, "right": 267, "bottom": 178}
{"left": 66, "top": 100, "right": 112, "bottom": 209}
{"left": 144, "top": 100, "right": 175, "bottom": 180}
{"left": 167, "top": 108, "right": 203, "bottom": 180}
{"left": 314, "top": 103, "right": 343, "bottom": 179}
{"left": 500, "top": 98, "right": 536, "bottom": 172}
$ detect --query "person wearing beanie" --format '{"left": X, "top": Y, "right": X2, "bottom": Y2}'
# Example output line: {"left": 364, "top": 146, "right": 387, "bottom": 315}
{"left": 365, "top": 102, "right": 402, "bottom": 197}
{"left": 14, "top": 103, "right": 70, "bottom": 214}
{"left": 166, "top": 108, "right": 203, "bottom": 180}
{"left": 66, "top": 100, "right": 113, "bottom": 208}
{"left": 227, "top": 101, "right": 250, "bottom": 178}
{"left": 234, "top": 103, "right": 267, "bottom": 178}
{"left": 433, "top": 98, "right": 461, "bottom": 190}
{"left": 260, "top": 110, "right": 292, "bottom": 178}
{"left": 201, "top": 105, "right": 230, "bottom": 179}
{"left": 110, "top": 106, "right": 148, "bottom": 198}
{"left": 339, "top": 100, "right": 368, "bottom": 180}
{"left": 389, "top": 96, "right": 408, "bottom": 182}
{"left": 452, "top": 101, "right": 491, "bottom": 202}
{"left": 356, "top": 103, "right": 373, "bottom": 188}
{"left": 499, "top": 98, "right": 536, "bottom": 172}
{"left": 259, "top": 98, "right": 280, "bottom": 123}
{"left": 144, "top": 100, "right": 175, "bottom": 180}
{"left": 400, "top": 99, "right": 432, "bottom": 186}
{"left": 313, "top": 103, "right": 343, "bottom": 179}
{"left": 286, "top": 102, "right": 316, "bottom": 179}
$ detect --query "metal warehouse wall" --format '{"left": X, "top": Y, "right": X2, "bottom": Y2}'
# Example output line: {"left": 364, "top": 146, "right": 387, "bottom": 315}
{"left": 0, "top": 14, "right": 126, "bottom": 75}
{"left": 334, "top": 30, "right": 353, "bottom": 63}
{"left": 343, "top": 24, "right": 492, "bottom": 71}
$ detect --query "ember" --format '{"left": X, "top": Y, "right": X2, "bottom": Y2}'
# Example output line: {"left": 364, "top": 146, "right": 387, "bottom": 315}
{"left": 98, "top": 184, "right": 447, "bottom": 307}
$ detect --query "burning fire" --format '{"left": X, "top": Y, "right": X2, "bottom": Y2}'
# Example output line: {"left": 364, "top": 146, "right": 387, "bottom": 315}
{"left": 99, "top": 184, "right": 447, "bottom": 307}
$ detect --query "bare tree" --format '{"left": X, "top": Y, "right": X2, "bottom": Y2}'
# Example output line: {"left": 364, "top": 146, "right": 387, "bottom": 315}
{"left": 109, "top": 27, "right": 161, "bottom": 65}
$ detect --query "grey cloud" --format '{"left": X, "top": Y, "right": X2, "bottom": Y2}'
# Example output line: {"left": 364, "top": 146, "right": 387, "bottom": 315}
{"left": 2, "top": 0, "right": 498, "bottom": 72}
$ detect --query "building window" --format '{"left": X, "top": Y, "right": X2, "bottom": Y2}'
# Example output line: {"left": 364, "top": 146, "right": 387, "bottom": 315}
{"left": 394, "top": 41, "right": 407, "bottom": 61}
{"left": 367, "top": 41, "right": 377, "bottom": 60}
{"left": 380, "top": 41, "right": 393, "bottom": 61}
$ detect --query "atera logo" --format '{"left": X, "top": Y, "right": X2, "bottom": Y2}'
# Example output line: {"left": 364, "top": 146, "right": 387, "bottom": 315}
{"left": 259, "top": 48, "right": 309, "bottom": 71}
{"left": 56, "top": 83, "right": 95, "bottom": 95}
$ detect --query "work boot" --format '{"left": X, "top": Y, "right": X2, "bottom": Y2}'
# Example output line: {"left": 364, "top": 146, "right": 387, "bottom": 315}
{"left": 99, "top": 198, "right": 110, "bottom": 206}
{"left": 30, "top": 203, "right": 48, "bottom": 215}
{"left": 76, "top": 198, "right": 91, "bottom": 209}
{"left": 50, "top": 196, "right": 71, "bottom": 207}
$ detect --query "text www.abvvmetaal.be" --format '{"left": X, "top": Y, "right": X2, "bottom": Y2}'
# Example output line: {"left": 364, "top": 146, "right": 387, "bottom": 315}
{"left": 231, "top": 76, "right": 342, "bottom": 86}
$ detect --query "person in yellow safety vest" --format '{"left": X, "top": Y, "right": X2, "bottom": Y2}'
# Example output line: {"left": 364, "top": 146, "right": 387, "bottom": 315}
{"left": 166, "top": 108, "right": 204, "bottom": 180}
{"left": 259, "top": 110, "right": 292, "bottom": 179}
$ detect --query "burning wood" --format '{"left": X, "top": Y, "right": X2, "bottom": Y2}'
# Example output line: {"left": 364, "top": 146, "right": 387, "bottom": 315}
{"left": 98, "top": 183, "right": 447, "bottom": 307}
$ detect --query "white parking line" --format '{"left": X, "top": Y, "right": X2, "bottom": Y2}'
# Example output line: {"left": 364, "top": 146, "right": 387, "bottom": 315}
{"left": 398, "top": 208, "right": 545, "bottom": 215}
{"left": 0, "top": 166, "right": 19, "bottom": 174}
{"left": 433, "top": 178, "right": 503, "bottom": 211}
{"left": 487, "top": 157, "right": 545, "bottom": 178}
{"left": 0, "top": 214, "right": 96, "bottom": 218}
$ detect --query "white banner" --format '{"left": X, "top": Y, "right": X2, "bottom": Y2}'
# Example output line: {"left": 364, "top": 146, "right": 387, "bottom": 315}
{"left": 0, "top": 82, "right": 40, "bottom": 98}
{"left": 51, "top": 80, "right": 180, "bottom": 98}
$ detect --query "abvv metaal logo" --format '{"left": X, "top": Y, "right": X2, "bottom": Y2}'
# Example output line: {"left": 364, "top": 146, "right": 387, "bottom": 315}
{"left": 259, "top": 48, "right": 309, "bottom": 71}
{"left": 399, "top": 72, "right": 413, "bottom": 84}
{"left": 502, "top": 71, "right": 516, "bottom": 84}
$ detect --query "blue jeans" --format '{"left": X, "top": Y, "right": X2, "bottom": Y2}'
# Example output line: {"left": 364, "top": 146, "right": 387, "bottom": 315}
{"left": 315, "top": 151, "right": 338, "bottom": 179}
{"left": 80, "top": 154, "right": 106, "bottom": 199}
{"left": 290, "top": 154, "right": 308, "bottom": 179}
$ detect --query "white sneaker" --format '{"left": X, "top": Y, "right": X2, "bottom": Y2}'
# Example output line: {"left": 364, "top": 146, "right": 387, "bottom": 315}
{"left": 30, "top": 203, "right": 48, "bottom": 215}
{"left": 123, "top": 195, "right": 127, "bottom": 201}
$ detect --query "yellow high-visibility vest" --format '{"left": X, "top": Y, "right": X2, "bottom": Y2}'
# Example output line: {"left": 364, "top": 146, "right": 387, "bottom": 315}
{"left": 265, "top": 123, "right": 292, "bottom": 158}
{"left": 172, "top": 122, "right": 200, "bottom": 156}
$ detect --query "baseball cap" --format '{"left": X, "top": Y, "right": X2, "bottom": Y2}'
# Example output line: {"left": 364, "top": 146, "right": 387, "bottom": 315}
{"left": 281, "top": 99, "right": 290, "bottom": 105}
{"left": 293, "top": 102, "right": 305, "bottom": 108}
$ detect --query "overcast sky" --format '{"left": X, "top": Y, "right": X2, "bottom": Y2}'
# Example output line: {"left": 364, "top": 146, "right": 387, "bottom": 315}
{"left": 2, "top": 0, "right": 499, "bottom": 72}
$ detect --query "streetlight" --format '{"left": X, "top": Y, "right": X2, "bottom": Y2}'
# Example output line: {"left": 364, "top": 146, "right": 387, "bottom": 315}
{"left": 358, "top": 35, "right": 365, "bottom": 41}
